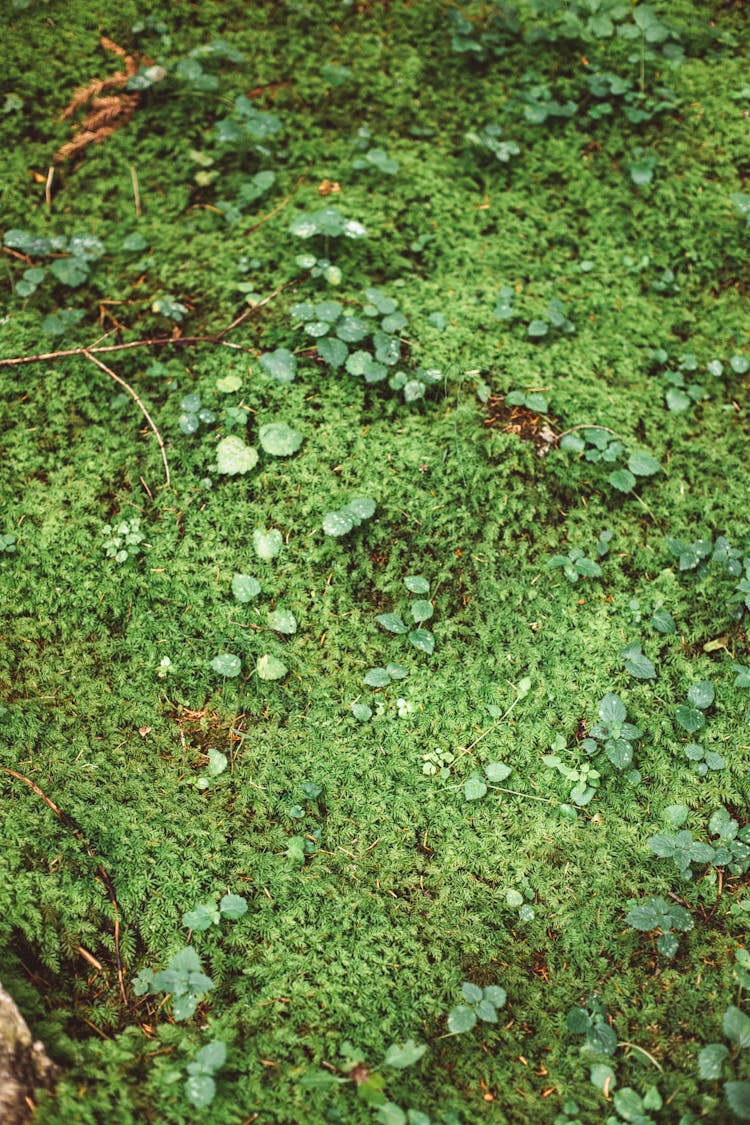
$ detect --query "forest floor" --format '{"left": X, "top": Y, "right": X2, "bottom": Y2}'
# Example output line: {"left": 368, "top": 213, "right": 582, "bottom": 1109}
{"left": 2, "top": 2, "right": 750, "bottom": 1122}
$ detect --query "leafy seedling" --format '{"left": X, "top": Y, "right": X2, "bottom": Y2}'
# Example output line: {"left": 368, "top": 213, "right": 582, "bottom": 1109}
{"left": 447, "top": 981, "right": 507, "bottom": 1034}
{"left": 675, "top": 681, "right": 714, "bottom": 734}
{"left": 585, "top": 693, "right": 643, "bottom": 770}
{"left": 549, "top": 547, "right": 602, "bottom": 583}
{"left": 620, "top": 642, "right": 656, "bottom": 680}
{"left": 624, "top": 895, "right": 693, "bottom": 959}
{"left": 182, "top": 893, "right": 248, "bottom": 931}
{"left": 184, "top": 1040, "right": 227, "bottom": 1109}
{"left": 197, "top": 748, "right": 228, "bottom": 790}
{"left": 132, "top": 946, "right": 215, "bottom": 1021}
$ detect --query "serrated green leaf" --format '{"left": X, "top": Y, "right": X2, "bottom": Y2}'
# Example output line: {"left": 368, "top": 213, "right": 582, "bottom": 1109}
{"left": 608, "top": 468, "right": 637, "bottom": 492}
{"left": 628, "top": 451, "right": 660, "bottom": 476}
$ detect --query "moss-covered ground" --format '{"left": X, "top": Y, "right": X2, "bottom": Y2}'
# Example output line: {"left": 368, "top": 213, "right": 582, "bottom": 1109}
{"left": 2, "top": 1, "right": 750, "bottom": 1121}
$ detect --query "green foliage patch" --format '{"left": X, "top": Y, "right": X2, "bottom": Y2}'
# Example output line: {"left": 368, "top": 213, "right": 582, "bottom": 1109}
{"left": 1, "top": 1, "right": 750, "bottom": 1122}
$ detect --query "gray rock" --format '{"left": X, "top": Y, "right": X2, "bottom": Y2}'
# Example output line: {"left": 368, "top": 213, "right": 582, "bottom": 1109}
{"left": 0, "top": 982, "right": 57, "bottom": 1124}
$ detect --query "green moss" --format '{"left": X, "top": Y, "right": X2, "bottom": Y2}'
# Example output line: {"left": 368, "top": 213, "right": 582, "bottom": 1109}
{"left": 2, "top": 1, "right": 750, "bottom": 1121}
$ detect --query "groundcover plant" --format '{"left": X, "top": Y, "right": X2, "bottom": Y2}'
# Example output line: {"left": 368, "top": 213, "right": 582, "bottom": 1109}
{"left": 1, "top": 1, "right": 750, "bottom": 1121}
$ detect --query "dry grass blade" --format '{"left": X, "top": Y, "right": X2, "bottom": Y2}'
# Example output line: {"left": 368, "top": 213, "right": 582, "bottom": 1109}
{"left": 54, "top": 37, "right": 153, "bottom": 164}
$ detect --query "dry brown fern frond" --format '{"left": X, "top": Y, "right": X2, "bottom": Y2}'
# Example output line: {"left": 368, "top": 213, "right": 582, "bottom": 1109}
{"left": 54, "top": 36, "right": 148, "bottom": 163}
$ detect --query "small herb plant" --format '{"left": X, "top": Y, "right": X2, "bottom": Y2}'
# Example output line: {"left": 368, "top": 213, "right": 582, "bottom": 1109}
{"left": 675, "top": 680, "right": 714, "bottom": 735}
{"left": 565, "top": 996, "right": 617, "bottom": 1057}
{"left": 182, "top": 893, "right": 248, "bottom": 931}
{"left": 649, "top": 807, "right": 750, "bottom": 880}
{"left": 447, "top": 981, "right": 507, "bottom": 1035}
{"left": 558, "top": 428, "right": 660, "bottom": 494}
{"left": 196, "top": 747, "right": 228, "bottom": 790}
{"left": 376, "top": 575, "right": 435, "bottom": 655}
{"left": 698, "top": 1003, "right": 750, "bottom": 1120}
{"left": 624, "top": 895, "right": 693, "bottom": 960}
{"left": 548, "top": 547, "right": 602, "bottom": 583}
{"left": 584, "top": 693, "right": 642, "bottom": 772}
{"left": 543, "top": 737, "right": 601, "bottom": 807}
{"left": 102, "top": 519, "right": 145, "bottom": 563}
{"left": 184, "top": 1040, "right": 227, "bottom": 1109}
{"left": 132, "top": 946, "right": 215, "bottom": 1021}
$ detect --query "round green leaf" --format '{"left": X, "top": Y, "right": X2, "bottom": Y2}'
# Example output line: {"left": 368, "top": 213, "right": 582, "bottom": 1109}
{"left": 232, "top": 574, "right": 261, "bottom": 601}
{"left": 210, "top": 653, "right": 241, "bottom": 677}
{"left": 323, "top": 511, "right": 354, "bottom": 537}
{"left": 268, "top": 609, "right": 297, "bottom": 634}
{"left": 351, "top": 703, "right": 373, "bottom": 721}
{"left": 258, "top": 423, "right": 302, "bottom": 457}
{"left": 219, "top": 894, "right": 248, "bottom": 920}
{"left": 216, "top": 436, "right": 258, "bottom": 475}
{"left": 464, "top": 776, "right": 487, "bottom": 801}
{"left": 253, "top": 528, "right": 283, "bottom": 559}
{"left": 256, "top": 654, "right": 288, "bottom": 681}
{"left": 317, "top": 336, "right": 348, "bottom": 368}
{"left": 404, "top": 575, "right": 430, "bottom": 594}
{"left": 447, "top": 1005, "right": 477, "bottom": 1034}
{"left": 259, "top": 348, "right": 297, "bottom": 383}
{"left": 185, "top": 1074, "right": 216, "bottom": 1109}
{"left": 608, "top": 468, "right": 637, "bottom": 493}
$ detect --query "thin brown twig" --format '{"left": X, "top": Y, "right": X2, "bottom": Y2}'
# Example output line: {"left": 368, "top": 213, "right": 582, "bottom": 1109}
{"left": 0, "top": 279, "right": 296, "bottom": 370}
{"left": 83, "top": 349, "right": 171, "bottom": 487}
{"left": 0, "top": 766, "right": 128, "bottom": 1006}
